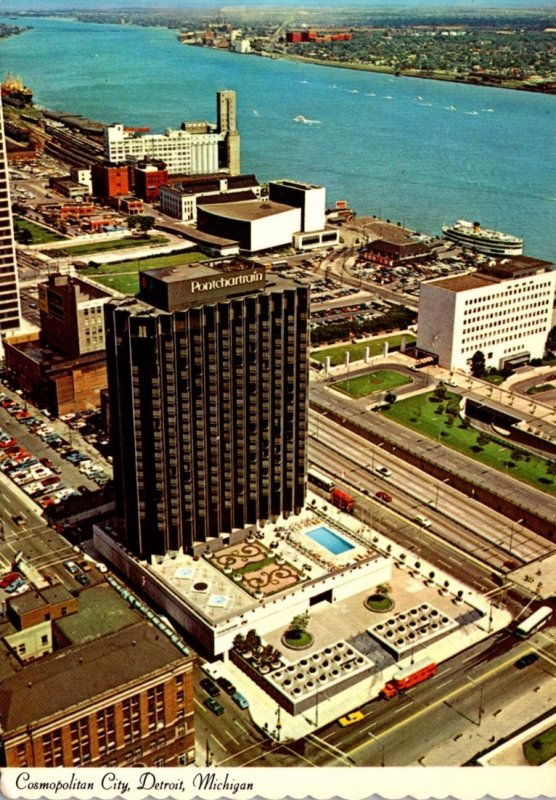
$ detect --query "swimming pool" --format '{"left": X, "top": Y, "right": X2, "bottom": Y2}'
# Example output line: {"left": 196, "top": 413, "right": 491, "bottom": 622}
{"left": 305, "top": 526, "right": 355, "bottom": 555}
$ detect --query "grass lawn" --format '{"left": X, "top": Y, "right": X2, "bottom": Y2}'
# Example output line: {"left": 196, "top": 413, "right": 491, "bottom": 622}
{"left": 365, "top": 593, "right": 394, "bottom": 612}
{"left": 91, "top": 274, "right": 141, "bottom": 294}
{"left": 50, "top": 235, "right": 168, "bottom": 257}
{"left": 484, "top": 373, "right": 505, "bottom": 385}
{"left": 523, "top": 723, "right": 556, "bottom": 765}
{"left": 84, "top": 251, "right": 208, "bottom": 295}
{"left": 527, "top": 383, "right": 554, "bottom": 396}
{"left": 312, "top": 334, "right": 415, "bottom": 366}
{"left": 333, "top": 370, "right": 412, "bottom": 399}
{"left": 82, "top": 251, "right": 206, "bottom": 276}
{"left": 283, "top": 630, "right": 314, "bottom": 648}
{"left": 382, "top": 391, "right": 556, "bottom": 496}
{"left": 14, "top": 217, "right": 63, "bottom": 244}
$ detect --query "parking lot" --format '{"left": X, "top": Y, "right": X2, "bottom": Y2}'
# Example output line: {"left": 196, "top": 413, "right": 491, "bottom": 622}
{"left": 0, "top": 388, "right": 112, "bottom": 516}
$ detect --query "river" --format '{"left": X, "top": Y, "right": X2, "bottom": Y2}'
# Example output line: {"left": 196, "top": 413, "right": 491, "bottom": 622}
{"left": 1, "top": 15, "right": 554, "bottom": 259}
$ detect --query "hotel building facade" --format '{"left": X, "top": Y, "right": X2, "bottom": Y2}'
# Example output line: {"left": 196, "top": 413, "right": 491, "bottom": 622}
{"left": 417, "top": 259, "right": 556, "bottom": 371}
{"left": 104, "top": 258, "right": 308, "bottom": 558}
{"left": 0, "top": 95, "right": 21, "bottom": 340}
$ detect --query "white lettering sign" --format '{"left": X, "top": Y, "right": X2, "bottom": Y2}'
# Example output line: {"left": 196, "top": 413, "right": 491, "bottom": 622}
{"left": 190, "top": 271, "right": 264, "bottom": 294}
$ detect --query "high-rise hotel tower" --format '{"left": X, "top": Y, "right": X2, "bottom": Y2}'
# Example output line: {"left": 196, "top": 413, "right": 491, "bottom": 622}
{"left": 0, "top": 96, "right": 21, "bottom": 337}
{"left": 104, "top": 259, "right": 308, "bottom": 558}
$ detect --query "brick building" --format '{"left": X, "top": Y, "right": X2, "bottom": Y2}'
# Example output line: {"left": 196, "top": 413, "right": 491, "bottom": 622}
{"left": 92, "top": 162, "right": 131, "bottom": 200}
{"left": 0, "top": 584, "right": 195, "bottom": 768}
{"left": 3, "top": 275, "right": 112, "bottom": 415}
{"left": 134, "top": 161, "right": 168, "bottom": 202}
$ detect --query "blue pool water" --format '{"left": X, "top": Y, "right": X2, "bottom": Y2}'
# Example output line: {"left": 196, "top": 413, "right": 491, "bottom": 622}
{"left": 306, "top": 526, "right": 355, "bottom": 555}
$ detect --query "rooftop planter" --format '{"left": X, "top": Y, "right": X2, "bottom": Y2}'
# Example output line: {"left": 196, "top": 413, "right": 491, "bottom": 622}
{"left": 365, "top": 592, "right": 395, "bottom": 613}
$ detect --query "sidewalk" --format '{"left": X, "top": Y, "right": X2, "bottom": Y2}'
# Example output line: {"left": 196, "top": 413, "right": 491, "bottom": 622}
{"left": 421, "top": 675, "right": 555, "bottom": 766}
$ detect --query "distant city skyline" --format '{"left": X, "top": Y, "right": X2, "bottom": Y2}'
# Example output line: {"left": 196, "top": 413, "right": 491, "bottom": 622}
{"left": 4, "top": 0, "right": 555, "bottom": 9}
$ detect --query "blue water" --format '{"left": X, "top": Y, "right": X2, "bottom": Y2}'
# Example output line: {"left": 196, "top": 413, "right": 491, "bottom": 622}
{"left": 306, "top": 526, "right": 355, "bottom": 555}
{"left": 1, "top": 16, "right": 554, "bottom": 260}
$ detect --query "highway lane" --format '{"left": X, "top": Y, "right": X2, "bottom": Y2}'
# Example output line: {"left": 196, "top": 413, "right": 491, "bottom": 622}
{"left": 310, "top": 382, "right": 556, "bottom": 534}
{"left": 308, "top": 412, "right": 555, "bottom": 569}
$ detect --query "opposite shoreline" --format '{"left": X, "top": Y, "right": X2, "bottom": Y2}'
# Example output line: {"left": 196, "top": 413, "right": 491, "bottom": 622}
{"left": 250, "top": 50, "right": 556, "bottom": 95}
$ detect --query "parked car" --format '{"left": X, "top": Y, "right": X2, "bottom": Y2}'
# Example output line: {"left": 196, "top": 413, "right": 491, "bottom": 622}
{"left": 515, "top": 653, "right": 539, "bottom": 670}
{"left": 231, "top": 692, "right": 249, "bottom": 710}
{"left": 5, "top": 576, "right": 26, "bottom": 594}
{"left": 200, "top": 678, "right": 220, "bottom": 697}
{"left": 63, "top": 560, "right": 80, "bottom": 575}
{"left": 375, "top": 490, "right": 392, "bottom": 503}
{"left": 11, "top": 514, "right": 25, "bottom": 527}
{"left": 0, "top": 572, "right": 21, "bottom": 589}
{"left": 203, "top": 697, "right": 224, "bottom": 716}
{"left": 216, "top": 676, "right": 237, "bottom": 695}
{"left": 414, "top": 514, "right": 432, "bottom": 528}
{"left": 75, "top": 573, "right": 90, "bottom": 586}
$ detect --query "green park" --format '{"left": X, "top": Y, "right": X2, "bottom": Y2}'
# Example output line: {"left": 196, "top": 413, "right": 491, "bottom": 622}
{"left": 523, "top": 723, "right": 556, "bottom": 766}
{"left": 46, "top": 234, "right": 169, "bottom": 258}
{"left": 81, "top": 252, "right": 208, "bottom": 294}
{"left": 333, "top": 369, "right": 412, "bottom": 399}
{"left": 382, "top": 389, "right": 556, "bottom": 496}
{"left": 312, "top": 334, "right": 415, "bottom": 367}
{"left": 14, "top": 217, "right": 63, "bottom": 245}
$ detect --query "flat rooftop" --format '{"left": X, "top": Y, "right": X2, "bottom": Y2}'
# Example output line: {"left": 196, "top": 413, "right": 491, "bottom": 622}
{"left": 0, "top": 620, "right": 186, "bottom": 731}
{"left": 151, "top": 509, "right": 380, "bottom": 624}
{"left": 142, "top": 263, "right": 216, "bottom": 283}
{"left": 54, "top": 584, "right": 140, "bottom": 644}
{"left": 198, "top": 199, "right": 294, "bottom": 222}
{"left": 426, "top": 272, "right": 501, "bottom": 292}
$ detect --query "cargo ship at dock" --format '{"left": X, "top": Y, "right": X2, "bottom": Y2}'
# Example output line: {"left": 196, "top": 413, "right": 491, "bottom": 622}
{"left": 442, "top": 219, "right": 523, "bottom": 256}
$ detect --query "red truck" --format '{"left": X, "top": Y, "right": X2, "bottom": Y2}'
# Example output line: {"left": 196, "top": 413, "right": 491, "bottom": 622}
{"left": 380, "top": 658, "right": 437, "bottom": 699}
{"left": 330, "top": 488, "right": 355, "bottom": 513}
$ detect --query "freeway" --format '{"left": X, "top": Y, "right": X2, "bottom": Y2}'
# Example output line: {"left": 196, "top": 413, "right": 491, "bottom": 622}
{"left": 310, "top": 380, "right": 556, "bottom": 535}
{"left": 308, "top": 413, "right": 555, "bottom": 572}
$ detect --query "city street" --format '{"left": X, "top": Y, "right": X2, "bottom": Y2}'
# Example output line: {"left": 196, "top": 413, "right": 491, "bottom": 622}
{"left": 215, "top": 628, "right": 555, "bottom": 767}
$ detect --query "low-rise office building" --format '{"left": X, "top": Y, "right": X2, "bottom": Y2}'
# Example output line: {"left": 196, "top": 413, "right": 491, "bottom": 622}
{"left": 417, "top": 257, "right": 556, "bottom": 370}
{"left": 159, "top": 173, "right": 261, "bottom": 222}
{"left": 0, "top": 582, "right": 195, "bottom": 768}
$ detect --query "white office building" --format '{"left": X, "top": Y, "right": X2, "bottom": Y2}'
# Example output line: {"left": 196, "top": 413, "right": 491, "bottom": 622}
{"left": 104, "top": 90, "right": 240, "bottom": 176}
{"left": 417, "top": 259, "right": 556, "bottom": 371}
{"left": 268, "top": 180, "right": 326, "bottom": 232}
{"left": 159, "top": 174, "right": 261, "bottom": 222}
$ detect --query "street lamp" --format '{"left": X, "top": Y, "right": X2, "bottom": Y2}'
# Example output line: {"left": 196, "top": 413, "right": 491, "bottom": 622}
{"left": 205, "top": 735, "right": 213, "bottom": 766}
{"left": 435, "top": 477, "right": 450, "bottom": 509}
{"left": 467, "top": 676, "right": 484, "bottom": 726}
{"left": 368, "top": 729, "right": 385, "bottom": 767}
{"left": 509, "top": 518, "right": 524, "bottom": 555}
{"left": 275, "top": 706, "right": 282, "bottom": 743}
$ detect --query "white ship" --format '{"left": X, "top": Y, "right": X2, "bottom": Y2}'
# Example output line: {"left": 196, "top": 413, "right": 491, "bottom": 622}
{"left": 442, "top": 219, "right": 523, "bottom": 256}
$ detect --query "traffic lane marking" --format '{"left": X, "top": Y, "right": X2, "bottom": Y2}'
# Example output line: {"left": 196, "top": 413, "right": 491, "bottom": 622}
{"left": 346, "top": 653, "right": 522, "bottom": 756}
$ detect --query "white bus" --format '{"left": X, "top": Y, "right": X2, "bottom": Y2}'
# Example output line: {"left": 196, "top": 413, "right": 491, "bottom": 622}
{"left": 515, "top": 606, "right": 552, "bottom": 639}
{"left": 307, "top": 468, "right": 335, "bottom": 493}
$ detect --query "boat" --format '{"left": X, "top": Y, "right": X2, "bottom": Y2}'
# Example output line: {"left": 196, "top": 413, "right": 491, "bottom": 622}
{"left": 442, "top": 220, "right": 523, "bottom": 256}
{"left": 1, "top": 73, "right": 33, "bottom": 106}
{"left": 293, "top": 115, "right": 321, "bottom": 125}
